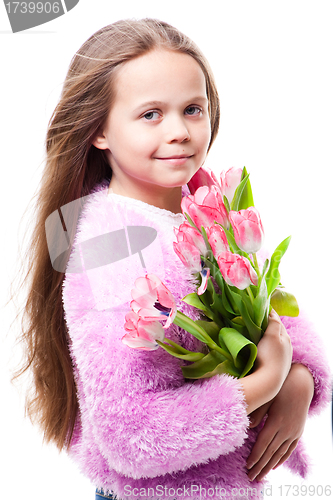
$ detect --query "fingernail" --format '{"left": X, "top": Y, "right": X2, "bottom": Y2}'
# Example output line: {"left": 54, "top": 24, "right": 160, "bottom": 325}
{"left": 247, "top": 462, "right": 254, "bottom": 469}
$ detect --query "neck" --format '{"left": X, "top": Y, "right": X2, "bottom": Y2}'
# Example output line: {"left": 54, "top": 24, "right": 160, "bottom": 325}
{"left": 108, "top": 178, "right": 183, "bottom": 214}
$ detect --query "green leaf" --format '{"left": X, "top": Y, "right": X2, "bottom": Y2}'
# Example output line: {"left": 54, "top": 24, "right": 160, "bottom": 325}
{"left": 222, "top": 226, "right": 239, "bottom": 254}
{"left": 194, "top": 320, "right": 221, "bottom": 343}
{"left": 200, "top": 259, "right": 236, "bottom": 317}
{"left": 227, "top": 317, "right": 248, "bottom": 336}
{"left": 211, "top": 293, "right": 233, "bottom": 323}
{"left": 223, "top": 284, "right": 242, "bottom": 316}
{"left": 207, "top": 279, "right": 233, "bottom": 325}
{"left": 237, "top": 288, "right": 256, "bottom": 314}
{"left": 270, "top": 288, "right": 299, "bottom": 317}
{"left": 253, "top": 271, "right": 269, "bottom": 327}
{"left": 225, "top": 286, "right": 262, "bottom": 343}
{"left": 220, "top": 226, "right": 252, "bottom": 261}
{"left": 220, "top": 283, "right": 236, "bottom": 316}
{"left": 238, "top": 166, "right": 255, "bottom": 210}
{"left": 181, "top": 350, "right": 241, "bottom": 379}
{"left": 219, "top": 327, "right": 257, "bottom": 377}
{"left": 182, "top": 293, "right": 216, "bottom": 321}
{"left": 230, "top": 173, "right": 251, "bottom": 212}
{"left": 200, "top": 225, "right": 210, "bottom": 250}
{"left": 231, "top": 316, "right": 245, "bottom": 326}
{"left": 184, "top": 212, "right": 199, "bottom": 231}
{"left": 223, "top": 195, "right": 231, "bottom": 213}
{"left": 173, "top": 310, "right": 212, "bottom": 344}
{"left": 156, "top": 340, "right": 205, "bottom": 361}
{"left": 199, "top": 280, "right": 224, "bottom": 326}
{"left": 266, "top": 236, "right": 291, "bottom": 297}
{"left": 238, "top": 301, "right": 262, "bottom": 344}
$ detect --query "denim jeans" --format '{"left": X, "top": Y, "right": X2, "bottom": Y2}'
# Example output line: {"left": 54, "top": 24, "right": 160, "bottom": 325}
{"left": 95, "top": 489, "right": 117, "bottom": 499}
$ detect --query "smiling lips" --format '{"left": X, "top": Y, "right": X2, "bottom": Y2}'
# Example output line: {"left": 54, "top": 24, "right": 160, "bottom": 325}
{"left": 154, "top": 154, "right": 194, "bottom": 165}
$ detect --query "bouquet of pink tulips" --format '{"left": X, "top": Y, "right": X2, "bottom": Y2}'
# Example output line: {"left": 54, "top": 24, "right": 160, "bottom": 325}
{"left": 122, "top": 167, "right": 299, "bottom": 379}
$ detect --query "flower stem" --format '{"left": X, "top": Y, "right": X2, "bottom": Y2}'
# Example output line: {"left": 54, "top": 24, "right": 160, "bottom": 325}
{"left": 252, "top": 253, "right": 261, "bottom": 277}
{"left": 173, "top": 311, "right": 233, "bottom": 362}
{"left": 163, "top": 337, "right": 191, "bottom": 354}
{"left": 207, "top": 340, "right": 233, "bottom": 361}
{"left": 246, "top": 286, "right": 254, "bottom": 304}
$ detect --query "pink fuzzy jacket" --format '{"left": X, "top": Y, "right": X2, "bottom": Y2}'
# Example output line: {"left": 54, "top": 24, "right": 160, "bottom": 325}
{"left": 62, "top": 182, "right": 331, "bottom": 500}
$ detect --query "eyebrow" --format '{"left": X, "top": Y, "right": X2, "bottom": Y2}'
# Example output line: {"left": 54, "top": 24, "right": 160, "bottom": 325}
{"left": 134, "top": 96, "right": 208, "bottom": 112}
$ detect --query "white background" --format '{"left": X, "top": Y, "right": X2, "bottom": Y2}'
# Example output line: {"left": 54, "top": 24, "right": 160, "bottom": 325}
{"left": 1, "top": 1, "right": 332, "bottom": 499}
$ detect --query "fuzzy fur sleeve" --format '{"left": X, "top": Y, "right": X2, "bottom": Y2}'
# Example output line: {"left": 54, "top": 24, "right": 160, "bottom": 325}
{"left": 281, "top": 313, "right": 331, "bottom": 415}
{"left": 63, "top": 272, "right": 249, "bottom": 480}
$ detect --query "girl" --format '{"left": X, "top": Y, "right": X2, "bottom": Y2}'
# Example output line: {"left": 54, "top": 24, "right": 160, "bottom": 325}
{"left": 18, "top": 19, "right": 330, "bottom": 500}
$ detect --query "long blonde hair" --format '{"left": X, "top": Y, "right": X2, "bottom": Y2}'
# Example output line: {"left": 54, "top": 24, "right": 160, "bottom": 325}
{"left": 16, "top": 18, "right": 220, "bottom": 450}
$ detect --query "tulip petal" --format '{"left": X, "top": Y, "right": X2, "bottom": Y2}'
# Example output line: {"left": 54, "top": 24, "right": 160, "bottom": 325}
{"left": 176, "top": 223, "right": 207, "bottom": 256}
{"left": 138, "top": 319, "right": 165, "bottom": 342}
{"left": 188, "top": 166, "right": 220, "bottom": 195}
{"left": 207, "top": 225, "right": 229, "bottom": 257}
{"left": 198, "top": 267, "right": 210, "bottom": 295}
{"left": 129, "top": 274, "right": 177, "bottom": 329}
{"left": 193, "top": 186, "right": 210, "bottom": 205}
{"left": 229, "top": 207, "right": 264, "bottom": 254}
{"left": 220, "top": 167, "right": 243, "bottom": 204}
{"left": 122, "top": 317, "right": 165, "bottom": 351}
{"left": 189, "top": 203, "right": 228, "bottom": 230}
{"left": 217, "top": 252, "right": 258, "bottom": 290}
{"left": 173, "top": 241, "right": 201, "bottom": 272}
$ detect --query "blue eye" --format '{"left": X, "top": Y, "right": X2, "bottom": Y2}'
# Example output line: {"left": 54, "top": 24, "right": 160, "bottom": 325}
{"left": 185, "top": 106, "right": 201, "bottom": 116}
{"left": 143, "top": 111, "right": 160, "bottom": 121}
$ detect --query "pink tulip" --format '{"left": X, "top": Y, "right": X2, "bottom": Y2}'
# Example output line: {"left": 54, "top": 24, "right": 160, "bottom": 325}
{"left": 217, "top": 252, "right": 258, "bottom": 290}
{"left": 207, "top": 224, "right": 229, "bottom": 257}
{"left": 174, "top": 222, "right": 207, "bottom": 257}
{"left": 130, "top": 274, "right": 177, "bottom": 328}
{"left": 122, "top": 311, "right": 165, "bottom": 351}
{"left": 187, "top": 166, "right": 221, "bottom": 195}
{"left": 181, "top": 185, "right": 229, "bottom": 231}
{"left": 229, "top": 207, "right": 264, "bottom": 254}
{"left": 173, "top": 223, "right": 210, "bottom": 295}
{"left": 173, "top": 240, "right": 202, "bottom": 274}
{"left": 220, "top": 167, "right": 243, "bottom": 204}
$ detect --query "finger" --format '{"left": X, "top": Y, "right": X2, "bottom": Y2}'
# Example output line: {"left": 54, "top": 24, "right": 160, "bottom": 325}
{"left": 247, "top": 420, "right": 278, "bottom": 469}
{"left": 248, "top": 438, "right": 292, "bottom": 482}
{"left": 269, "top": 308, "right": 279, "bottom": 318}
{"left": 268, "top": 309, "right": 281, "bottom": 323}
{"left": 255, "top": 440, "right": 295, "bottom": 481}
{"left": 247, "top": 425, "right": 287, "bottom": 477}
{"left": 272, "top": 440, "right": 299, "bottom": 470}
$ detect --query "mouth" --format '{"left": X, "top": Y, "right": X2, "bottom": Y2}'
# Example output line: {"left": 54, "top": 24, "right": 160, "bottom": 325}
{"left": 154, "top": 154, "right": 194, "bottom": 165}
{"left": 155, "top": 154, "right": 193, "bottom": 160}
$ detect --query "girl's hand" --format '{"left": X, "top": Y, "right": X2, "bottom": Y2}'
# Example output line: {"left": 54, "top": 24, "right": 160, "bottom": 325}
{"left": 255, "top": 309, "right": 293, "bottom": 389}
{"left": 239, "top": 310, "right": 293, "bottom": 415}
{"left": 246, "top": 363, "right": 314, "bottom": 482}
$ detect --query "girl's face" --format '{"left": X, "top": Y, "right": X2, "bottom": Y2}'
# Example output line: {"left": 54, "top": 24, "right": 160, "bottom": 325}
{"left": 93, "top": 49, "right": 211, "bottom": 202}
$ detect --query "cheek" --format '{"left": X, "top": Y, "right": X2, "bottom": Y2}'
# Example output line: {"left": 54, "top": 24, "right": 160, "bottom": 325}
{"left": 129, "top": 128, "right": 159, "bottom": 156}
{"left": 111, "top": 125, "right": 154, "bottom": 158}
{"left": 196, "top": 121, "right": 211, "bottom": 154}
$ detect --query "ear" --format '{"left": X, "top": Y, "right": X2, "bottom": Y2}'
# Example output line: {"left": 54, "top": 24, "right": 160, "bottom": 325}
{"left": 92, "top": 127, "right": 110, "bottom": 150}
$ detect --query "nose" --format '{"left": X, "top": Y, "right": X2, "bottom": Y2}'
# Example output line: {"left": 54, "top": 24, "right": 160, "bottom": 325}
{"left": 165, "top": 114, "right": 190, "bottom": 143}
